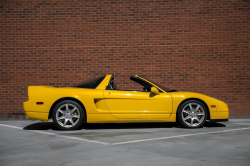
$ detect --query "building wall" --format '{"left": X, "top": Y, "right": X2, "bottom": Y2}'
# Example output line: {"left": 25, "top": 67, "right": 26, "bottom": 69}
{"left": 1, "top": 0, "right": 249, "bottom": 119}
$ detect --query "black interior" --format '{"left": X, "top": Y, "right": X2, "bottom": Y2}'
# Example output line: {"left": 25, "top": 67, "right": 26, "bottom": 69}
{"left": 110, "top": 82, "right": 116, "bottom": 90}
{"left": 106, "top": 75, "right": 115, "bottom": 90}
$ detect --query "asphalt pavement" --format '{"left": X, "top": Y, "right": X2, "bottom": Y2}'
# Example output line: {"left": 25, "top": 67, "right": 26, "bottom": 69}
{"left": 0, "top": 119, "right": 250, "bottom": 166}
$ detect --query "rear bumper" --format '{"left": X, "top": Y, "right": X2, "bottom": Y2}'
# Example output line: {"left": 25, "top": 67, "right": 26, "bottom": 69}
{"left": 24, "top": 111, "right": 49, "bottom": 121}
{"left": 23, "top": 99, "right": 33, "bottom": 112}
{"left": 23, "top": 99, "right": 48, "bottom": 121}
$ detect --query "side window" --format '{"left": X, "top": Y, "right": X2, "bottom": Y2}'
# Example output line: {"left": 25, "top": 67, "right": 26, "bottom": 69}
{"left": 106, "top": 77, "right": 150, "bottom": 92}
{"left": 130, "top": 77, "right": 163, "bottom": 93}
{"left": 125, "top": 79, "right": 150, "bottom": 92}
{"left": 134, "top": 79, "right": 152, "bottom": 92}
{"left": 105, "top": 76, "right": 162, "bottom": 92}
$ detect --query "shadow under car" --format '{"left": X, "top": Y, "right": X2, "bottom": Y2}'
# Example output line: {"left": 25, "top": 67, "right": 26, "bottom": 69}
{"left": 23, "top": 121, "right": 226, "bottom": 131}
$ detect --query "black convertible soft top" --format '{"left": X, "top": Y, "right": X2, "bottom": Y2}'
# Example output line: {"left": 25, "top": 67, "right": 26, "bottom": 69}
{"left": 73, "top": 76, "right": 105, "bottom": 89}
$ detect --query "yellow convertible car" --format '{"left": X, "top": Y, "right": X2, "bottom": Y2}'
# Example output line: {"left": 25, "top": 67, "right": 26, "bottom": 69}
{"left": 23, "top": 74, "right": 229, "bottom": 130}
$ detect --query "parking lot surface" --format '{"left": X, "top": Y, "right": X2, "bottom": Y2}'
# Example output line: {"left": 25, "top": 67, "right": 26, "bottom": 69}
{"left": 0, "top": 119, "right": 250, "bottom": 166}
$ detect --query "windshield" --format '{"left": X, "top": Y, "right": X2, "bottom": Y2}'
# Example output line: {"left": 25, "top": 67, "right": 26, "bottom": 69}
{"left": 73, "top": 76, "right": 105, "bottom": 89}
{"left": 144, "top": 78, "right": 172, "bottom": 92}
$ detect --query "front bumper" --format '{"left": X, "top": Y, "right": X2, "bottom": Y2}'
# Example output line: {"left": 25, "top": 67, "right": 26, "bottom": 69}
{"left": 210, "top": 100, "right": 229, "bottom": 122}
{"left": 210, "top": 119, "right": 228, "bottom": 123}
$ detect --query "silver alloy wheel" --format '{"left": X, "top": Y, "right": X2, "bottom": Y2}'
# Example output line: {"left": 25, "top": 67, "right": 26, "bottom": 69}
{"left": 56, "top": 103, "right": 80, "bottom": 128}
{"left": 181, "top": 103, "right": 205, "bottom": 127}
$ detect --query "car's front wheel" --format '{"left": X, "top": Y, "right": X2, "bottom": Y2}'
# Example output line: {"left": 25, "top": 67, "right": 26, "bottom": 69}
{"left": 177, "top": 100, "right": 208, "bottom": 128}
{"left": 52, "top": 100, "right": 85, "bottom": 130}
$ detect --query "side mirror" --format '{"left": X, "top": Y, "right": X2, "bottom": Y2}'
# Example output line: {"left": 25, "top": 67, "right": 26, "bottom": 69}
{"left": 151, "top": 87, "right": 160, "bottom": 95}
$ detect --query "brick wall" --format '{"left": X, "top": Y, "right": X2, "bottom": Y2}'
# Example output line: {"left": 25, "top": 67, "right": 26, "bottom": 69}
{"left": 1, "top": 0, "right": 249, "bottom": 119}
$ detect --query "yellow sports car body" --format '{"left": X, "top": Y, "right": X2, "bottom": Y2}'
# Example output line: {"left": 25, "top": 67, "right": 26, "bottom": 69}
{"left": 23, "top": 74, "right": 229, "bottom": 130}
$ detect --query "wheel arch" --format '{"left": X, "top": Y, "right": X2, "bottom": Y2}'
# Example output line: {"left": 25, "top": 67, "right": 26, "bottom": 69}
{"left": 48, "top": 97, "right": 87, "bottom": 121}
{"left": 176, "top": 98, "right": 210, "bottom": 120}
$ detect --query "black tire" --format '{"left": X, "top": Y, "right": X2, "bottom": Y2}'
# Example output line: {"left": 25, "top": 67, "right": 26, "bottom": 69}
{"left": 52, "top": 100, "right": 85, "bottom": 130}
{"left": 177, "top": 100, "right": 208, "bottom": 128}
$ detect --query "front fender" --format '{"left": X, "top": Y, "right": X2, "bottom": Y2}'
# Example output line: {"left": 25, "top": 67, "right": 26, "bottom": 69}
{"left": 169, "top": 92, "right": 219, "bottom": 114}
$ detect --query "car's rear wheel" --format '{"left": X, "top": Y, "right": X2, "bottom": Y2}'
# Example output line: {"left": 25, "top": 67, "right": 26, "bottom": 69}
{"left": 177, "top": 100, "right": 207, "bottom": 128}
{"left": 52, "top": 100, "right": 85, "bottom": 130}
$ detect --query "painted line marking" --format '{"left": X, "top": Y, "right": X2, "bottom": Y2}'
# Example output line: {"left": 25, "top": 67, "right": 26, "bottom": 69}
{"left": 112, "top": 127, "right": 250, "bottom": 145}
{"left": 0, "top": 124, "right": 110, "bottom": 145}
{"left": 1, "top": 123, "right": 250, "bottom": 146}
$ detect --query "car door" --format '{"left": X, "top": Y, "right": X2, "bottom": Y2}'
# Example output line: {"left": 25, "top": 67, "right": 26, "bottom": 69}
{"left": 104, "top": 90, "right": 172, "bottom": 119}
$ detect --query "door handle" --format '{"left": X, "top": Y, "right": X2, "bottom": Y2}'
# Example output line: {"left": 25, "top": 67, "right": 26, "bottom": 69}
{"left": 108, "top": 92, "right": 110, "bottom": 95}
